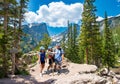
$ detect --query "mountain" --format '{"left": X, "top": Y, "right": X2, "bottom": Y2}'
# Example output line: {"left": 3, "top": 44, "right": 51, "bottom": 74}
{"left": 51, "top": 23, "right": 80, "bottom": 46}
{"left": 51, "top": 29, "right": 67, "bottom": 46}
{"left": 99, "top": 15, "right": 120, "bottom": 31}
{"left": 52, "top": 15, "right": 120, "bottom": 44}
{"left": 21, "top": 23, "right": 49, "bottom": 53}
{"left": 47, "top": 26, "right": 67, "bottom": 36}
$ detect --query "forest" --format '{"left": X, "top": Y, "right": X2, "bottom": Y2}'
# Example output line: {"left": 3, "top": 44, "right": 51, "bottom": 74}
{"left": 0, "top": 0, "right": 120, "bottom": 79}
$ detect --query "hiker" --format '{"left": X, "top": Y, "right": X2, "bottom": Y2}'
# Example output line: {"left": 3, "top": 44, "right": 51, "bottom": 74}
{"left": 54, "top": 44, "right": 64, "bottom": 74}
{"left": 47, "top": 46, "right": 55, "bottom": 73}
{"left": 38, "top": 46, "right": 46, "bottom": 77}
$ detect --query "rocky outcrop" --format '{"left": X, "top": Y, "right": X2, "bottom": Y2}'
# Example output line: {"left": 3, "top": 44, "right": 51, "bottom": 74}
{"left": 54, "top": 65, "right": 120, "bottom": 84}
{"left": 21, "top": 23, "right": 49, "bottom": 53}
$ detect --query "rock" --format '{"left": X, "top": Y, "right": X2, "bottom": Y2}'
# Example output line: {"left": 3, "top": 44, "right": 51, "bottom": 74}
{"left": 108, "top": 71, "right": 116, "bottom": 77}
{"left": 95, "top": 78, "right": 107, "bottom": 84}
{"left": 54, "top": 74, "right": 103, "bottom": 84}
{"left": 112, "top": 76, "right": 119, "bottom": 84}
{"left": 99, "top": 68, "right": 109, "bottom": 76}
{"left": 111, "top": 67, "right": 120, "bottom": 74}
{"left": 69, "top": 63, "right": 98, "bottom": 74}
{"left": 116, "top": 75, "right": 120, "bottom": 79}
{"left": 8, "top": 75, "right": 18, "bottom": 78}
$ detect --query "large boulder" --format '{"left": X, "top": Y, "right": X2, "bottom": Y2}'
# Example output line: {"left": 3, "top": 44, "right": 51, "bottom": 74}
{"left": 69, "top": 63, "right": 98, "bottom": 74}
{"left": 54, "top": 73, "right": 106, "bottom": 84}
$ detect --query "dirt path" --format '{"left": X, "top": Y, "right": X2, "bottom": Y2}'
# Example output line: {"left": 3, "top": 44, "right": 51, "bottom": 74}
{"left": 0, "top": 62, "right": 98, "bottom": 84}
{"left": 0, "top": 62, "right": 70, "bottom": 84}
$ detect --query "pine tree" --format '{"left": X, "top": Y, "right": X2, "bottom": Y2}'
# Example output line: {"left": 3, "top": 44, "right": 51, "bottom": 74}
{"left": 61, "top": 34, "right": 66, "bottom": 51}
{"left": 41, "top": 34, "right": 51, "bottom": 50}
{"left": 0, "top": 0, "right": 18, "bottom": 77}
{"left": 66, "top": 22, "right": 80, "bottom": 63}
{"left": 102, "top": 12, "right": 116, "bottom": 71}
{"left": 79, "top": 0, "right": 102, "bottom": 65}
{"left": 0, "top": 0, "right": 29, "bottom": 76}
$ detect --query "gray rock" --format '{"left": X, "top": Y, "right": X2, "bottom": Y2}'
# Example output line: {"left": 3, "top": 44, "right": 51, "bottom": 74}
{"left": 99, "top": 68, "right": 109, "bottom": 76}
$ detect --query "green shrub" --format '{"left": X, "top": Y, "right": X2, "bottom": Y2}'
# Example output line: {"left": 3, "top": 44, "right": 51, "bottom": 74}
{"left": 15, "top": 69, "right": 29, "bottom": 76}
{"left": 31, "top": 55, "right": 38, "bottom": 63}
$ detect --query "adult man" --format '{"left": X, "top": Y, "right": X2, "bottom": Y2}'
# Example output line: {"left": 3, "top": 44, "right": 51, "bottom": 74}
{"left": 54, "top": 44, "right": 64, "bottom": 74}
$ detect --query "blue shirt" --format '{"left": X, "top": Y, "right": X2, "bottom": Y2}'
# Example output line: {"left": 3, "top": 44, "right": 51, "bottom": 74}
{"left": 54, "top": 48, "right": 64, "bottom": 62}
{"left": 39, "top": 52, "right": 46, "bottom": 62}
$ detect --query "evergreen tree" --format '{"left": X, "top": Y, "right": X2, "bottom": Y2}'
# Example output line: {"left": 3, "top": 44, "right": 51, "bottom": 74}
{"left": 66, "top": 22, "right": 80, "bottom": 63}
{"left": 17, "top": 0, "right": 29, "bottom": 49}
{"left": 41, "top": 34, "right": 51, "bottom": 50}
{"left": 79, "top": 0, "right": 102, "bottom": 66}
{"left": 102, "top": 12, "right": 116, "bottom": 71}
{"left": 0, "top": 0, "right": 29, "bottom": 77}
{"left": 61, "top": 34, "right": 66, "bottom": 51}
{"left": 0, "top": 0, "right": 18, "bottom": 77}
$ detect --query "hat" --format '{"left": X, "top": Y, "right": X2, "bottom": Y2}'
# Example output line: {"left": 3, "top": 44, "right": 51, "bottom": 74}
{"left": 40, "top": 46, "right": 45, "bottom": 50}
{"left": 56, "top": 43, "right": 61, "bottom": 46}
{"left": 48, "top": 46, "right": 52, "bottom": 49}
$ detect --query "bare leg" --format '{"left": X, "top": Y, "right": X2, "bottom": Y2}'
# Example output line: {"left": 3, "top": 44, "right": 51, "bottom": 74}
{"left": 41, "top": 64, "right": 45, "bottom": 72}
{"left": 40, "top": 64, "right": 45, "bottom": 77}
{"left": 54, "top": 64, "right": 57, "bottom": 72}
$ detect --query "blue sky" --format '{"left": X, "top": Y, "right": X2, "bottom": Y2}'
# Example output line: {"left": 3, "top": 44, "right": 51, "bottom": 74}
{"left": 27, "top": 0, "right": 120, "bottom": 17}
{"left": 25, "top": 0, "right": 120, "bottom": 36}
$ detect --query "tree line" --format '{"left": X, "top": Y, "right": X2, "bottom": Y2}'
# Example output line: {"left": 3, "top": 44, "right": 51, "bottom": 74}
{"left": 0, "top": 0, "right": 119, "bottom": 78}
{"left": 0, "top": 0, "right": 29, "bottom": 78}
{"left": 63, "top": 0, "right": 119, "bottom": 71}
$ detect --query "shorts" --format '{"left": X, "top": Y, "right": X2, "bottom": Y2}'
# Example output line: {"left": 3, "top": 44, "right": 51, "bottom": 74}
{"left": 39, "top": 61, "right": 45, "bottom": 64}
{"left": 55, "top": 59, "right": 61, "bottom": 66}
{"left": 49, "top": 57, "right": 55, "bottom": 65}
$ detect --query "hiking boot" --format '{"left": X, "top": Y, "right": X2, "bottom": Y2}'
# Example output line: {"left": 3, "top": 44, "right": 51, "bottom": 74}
{"left": 57, "top": 70, "right": 61, "bottom": 75}
{"left": 54, "top": 69, "right": 57, "bottom": 72}
{"left": 46, "top": 70, "right": 50, "bottom": 74}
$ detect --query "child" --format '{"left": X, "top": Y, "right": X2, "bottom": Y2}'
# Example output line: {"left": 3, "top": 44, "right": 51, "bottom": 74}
{"left": 38, "top": 46, "right": 46, "bottom": 77}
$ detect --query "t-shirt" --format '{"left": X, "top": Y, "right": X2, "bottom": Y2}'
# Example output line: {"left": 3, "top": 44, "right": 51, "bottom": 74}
{"left": 39, "top": 52, "right": 46, "bottom": 62}
{"left": 54, "top": 48, "right": 64, "bottom": 62}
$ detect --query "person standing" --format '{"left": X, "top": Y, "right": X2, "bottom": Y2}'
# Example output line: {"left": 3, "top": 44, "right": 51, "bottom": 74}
{"left": 47, "top": 46, "right": 55, "bottom": 74}
{"left": 54, "top": 44, "right": 64, "bottom": 74}
{"left": 38, "top": 46, "right": 46, "bottom": 77}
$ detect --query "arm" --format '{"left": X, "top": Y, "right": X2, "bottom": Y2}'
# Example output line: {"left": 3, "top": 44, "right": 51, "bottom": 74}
{"left": 45, "top": 52, "right": 47, "bottom": 63}
{"left": 61, "top": 49, "right": 64, "bottom": 62}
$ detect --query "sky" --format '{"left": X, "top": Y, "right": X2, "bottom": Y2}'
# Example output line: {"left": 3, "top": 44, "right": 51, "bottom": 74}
{"left": 24, "top": 0, "right": 120, "bottom": 35}
{"left": 27, "top": 0, "right": 120, "bottom": 17}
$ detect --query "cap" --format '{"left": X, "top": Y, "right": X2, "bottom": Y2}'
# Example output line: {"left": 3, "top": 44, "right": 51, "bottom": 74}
{"left": 56, "top": 43, "right": 61, "bottom": 46}
{"left": 40, "top": 46, "right": 45, "bottom": 50}
{"left": 48, "top": 46, "right": 52, "bottom": 49}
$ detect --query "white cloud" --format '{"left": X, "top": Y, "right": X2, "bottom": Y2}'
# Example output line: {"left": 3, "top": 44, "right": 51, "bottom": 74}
{"left": 24, "top": 1, "right": 83, "bottom": 27}
{"left": 108, "top": 16, "right": 114, "bottom": 18}
{"left": 24, "top": 11, "right": 38, "bottom": 23}
{"left": 117, "top": 0, "right": 120, "bottom": 2}
{"left": 96, "top": 16, "right": 104, "bottom": 21}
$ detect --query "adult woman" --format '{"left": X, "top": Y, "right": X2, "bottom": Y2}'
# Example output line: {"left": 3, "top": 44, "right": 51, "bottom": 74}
{"left": 47, "top": 46, "right": 55, "bottom": 73}
{"left": 38, "top": 46, "right": 46, "bottom": 77}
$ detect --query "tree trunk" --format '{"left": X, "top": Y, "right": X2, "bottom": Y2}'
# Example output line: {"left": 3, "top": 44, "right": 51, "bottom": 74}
{"left": 12, "top": 53, "right": 15, "bottom": 75}
{"left": 3, "top": 0, "right": 8, "bottom": 33}
{"left": 2, "top": 0, "right": 9, "bottom": 77}
{"left": 85, "top": 47, "right": 88, "bottom": 64}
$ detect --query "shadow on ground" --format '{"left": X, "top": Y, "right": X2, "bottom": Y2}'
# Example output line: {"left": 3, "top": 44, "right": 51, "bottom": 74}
{"left": 0, "top": 75, "right": 57, "bottom": 84}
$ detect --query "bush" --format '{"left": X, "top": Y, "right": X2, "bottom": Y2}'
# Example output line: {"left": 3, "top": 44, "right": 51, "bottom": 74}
{"left": 15, "top": 69, "right": 29, "bottom": 75}
{"left": 31, "top": 55, "right": 38, "bottom": 63}
{"left": 0, "top": 67, "right": 6, "bottom": 78}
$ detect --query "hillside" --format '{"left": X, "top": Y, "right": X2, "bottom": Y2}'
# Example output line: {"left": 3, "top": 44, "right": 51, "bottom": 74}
{"left": 21, "top": 23, "right": 49, "bottom": 53}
